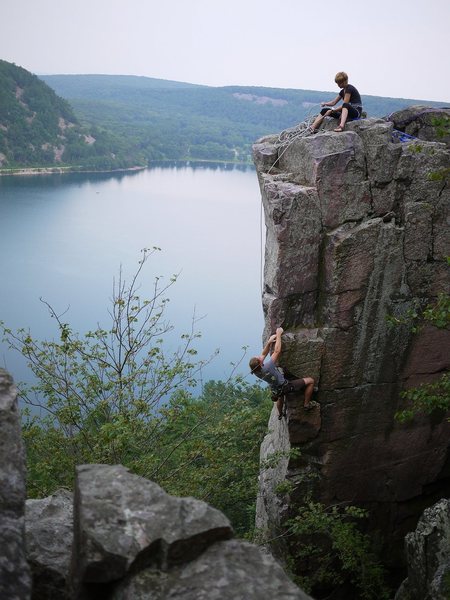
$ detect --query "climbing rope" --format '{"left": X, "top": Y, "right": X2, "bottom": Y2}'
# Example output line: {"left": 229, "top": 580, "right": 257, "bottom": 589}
{"left": 270, "top": 105, "right": 322, "bottom": 173}
{"left": 276, "top": 111, "right": 319, "bottom": 148}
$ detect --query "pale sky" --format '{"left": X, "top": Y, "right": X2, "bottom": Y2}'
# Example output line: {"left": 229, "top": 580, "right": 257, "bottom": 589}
{"left": 1, "top": 0, "right": 449, "bottom": 102}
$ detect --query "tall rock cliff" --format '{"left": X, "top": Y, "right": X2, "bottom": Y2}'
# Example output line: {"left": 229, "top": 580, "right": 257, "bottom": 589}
{"left": 253, "top": 110, "right": 450, "bottom": 571}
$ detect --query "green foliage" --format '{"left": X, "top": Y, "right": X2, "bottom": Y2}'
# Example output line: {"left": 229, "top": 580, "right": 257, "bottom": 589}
{"left": 428, "top": 167, "right": 450, "bottom": 182}
{"left": 393, "top": 291, "right": 450, "bottom": 422}
{"left": 274, "top": 480, "right": 295, "bottom": 496}
{"left": 287, "top": 501, "right": 390, "bottom": 600}
{"left": 260, "top": 447, "right": 302, "bottom": 470}
{"left": 39, "top": 73, "right": 450, "bottom": 166}
{"left": 19, "top": 377, "right": 272, "bottom": 536}
{"left": 0, "top": 60, "right": 145, "bottom": 170}
{"left": 1, "top": 248, "right": 272, "bottom": 537}
{"left": 4, "top": 64, "right": 448, "bottom": 169}
{"left": 427, "top": 118, "right": 450, "bottom": 180}
{"left": 1, "top": 248, "right": 208, "bottom": 492}
{"left": 431, "top": 115, "right": 450, "bottom": 139}
{"left": 385, "top": 299, "right": 424, "bottom": 333}
{"left": 147, "top": 380, "right": 272, "bottom": 536}
{"left": 257, "top": 450, "right": 389, "bottom": 598}
{"left": 395, "top": 373, "right": 450, "bottom": 423}
{"left": 422, "top": 291, "right": 450, "bottom": 329}
{"left": 409, "top": 143, "right": 423, "bottom": 153}
{"left": 387, "top": 292, "right": 450, "bottom": 332}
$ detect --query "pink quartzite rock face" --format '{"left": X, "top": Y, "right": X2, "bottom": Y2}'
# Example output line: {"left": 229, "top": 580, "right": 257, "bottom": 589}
{"left": 253, "top": 112, "right": 450, "bottom": 572}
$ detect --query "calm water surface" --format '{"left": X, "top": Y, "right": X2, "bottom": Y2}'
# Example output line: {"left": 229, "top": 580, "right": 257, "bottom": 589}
{"left": 0, "top": 163, "right": 264, "bottom": 388}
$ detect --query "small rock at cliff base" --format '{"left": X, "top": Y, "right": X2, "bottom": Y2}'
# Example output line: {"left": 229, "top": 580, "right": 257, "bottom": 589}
{"left": 111, "top": 539, "right": 313, "bottom": 600}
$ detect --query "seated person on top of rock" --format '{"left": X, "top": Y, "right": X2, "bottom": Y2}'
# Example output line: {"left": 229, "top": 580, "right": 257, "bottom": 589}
{"left": 249, "top": 327, "right": 315, "bottom": 420}
{"left": 309, "top": 71, "right": 363, "bottom": 133}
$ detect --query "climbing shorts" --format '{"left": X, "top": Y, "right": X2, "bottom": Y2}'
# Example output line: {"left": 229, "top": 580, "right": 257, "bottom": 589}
{"left": 320, "top": 104, "right": 362, "bottom": 121}
{"left": 283, "top": 378, "right": 306, "bottom": 394}
{"left": 270, "top": 378, "right": 306, "bottom": 401}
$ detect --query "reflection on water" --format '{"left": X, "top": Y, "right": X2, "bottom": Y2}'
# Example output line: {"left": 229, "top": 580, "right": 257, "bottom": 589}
{"left": 0, "top": 163, "right": 263, "bottom": 389}
{"left": 152, "top": 161, "right": 255, "bottom": 173}
{"left": 0, "top": 161, "right": 254, "bottom": 189}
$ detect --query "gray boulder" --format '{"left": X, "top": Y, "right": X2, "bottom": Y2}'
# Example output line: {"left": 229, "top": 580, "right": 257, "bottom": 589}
{"left": 0, "top": 369, "right": 31, "bottom": 600}
{"left": 111, "top": 538, "right": 313, "bottom": 600}
{"left": 16, "top": 463, "right": 312, "bottom": 600}
{"left": 395, "top": 499, "right": 450, "bottom": 600}
{"left": 25, "top": 489, "right": 73, "bottom": 599}
{"left": 71, "top": 464, "right": 234, "bottom": 595}
{"left": 69, "top": 464, "right": 312, "bottom": 598}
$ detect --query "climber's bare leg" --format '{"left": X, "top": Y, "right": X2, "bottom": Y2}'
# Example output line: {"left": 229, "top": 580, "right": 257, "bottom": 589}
{"left": 303, "top": 377, "right": 315, "bottom": 408}
{"left": 277, "top": 396, "right": 284, "bottom": 418}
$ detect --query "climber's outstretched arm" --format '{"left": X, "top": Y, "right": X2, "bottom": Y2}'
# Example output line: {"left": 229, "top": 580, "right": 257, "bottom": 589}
{"left": 270, "top": 327, "right": 284, "bottom": 364}
{"left": 260, "top": 333, "right": 277, "bottom": 361}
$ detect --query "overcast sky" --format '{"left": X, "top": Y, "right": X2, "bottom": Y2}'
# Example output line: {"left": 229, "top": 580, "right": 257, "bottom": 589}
{"left": 1, "top": 0, "right": 449, "bottom": 102}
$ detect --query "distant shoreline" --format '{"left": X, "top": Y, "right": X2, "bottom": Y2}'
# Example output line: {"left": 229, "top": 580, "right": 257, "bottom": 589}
{"left": 0, "top": 159, "right": 253, "bottom": 177}
{"left": 0, "top": 165, "right": 147, "bottom": 177}
{"left": 0, "top": 158, "right": 254, "bottom": 177}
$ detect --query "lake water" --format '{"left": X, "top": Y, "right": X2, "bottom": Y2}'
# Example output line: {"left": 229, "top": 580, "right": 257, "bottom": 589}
{"left": 0, "top": 163, "right": 264, "bottom": 390}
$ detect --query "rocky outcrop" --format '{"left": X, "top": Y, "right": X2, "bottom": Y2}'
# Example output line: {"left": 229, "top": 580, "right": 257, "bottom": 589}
{"left": 0, "top": 370, "right": 312, "bottom": 600}
{"left": 111, "top": 539, "right": 310, "bottom": 600}
{"left": 0, "top": 369, "right": 31, "bottom": 599}
{"left": 0, "top": 364, "right": 311, "bottom": 599}
{"left": 395, "top": 499, "right": 450, "bottom": 600}
{"left": 25, "top": 489, "right": 73, "bottom": 600}
{"left": 21, "top": 462, "right": 311, "bottom": 600}
{"left": 253, "top": 111, "right": 450, "bottom": 572}
{"left": 69, "top": 464, "right": 311, "bottom": 599}
{"left": 70, "top": 463, "right": 235, "bottom": 597}
{"left": 387, "top": 105, "right": 450, "bottom": 148}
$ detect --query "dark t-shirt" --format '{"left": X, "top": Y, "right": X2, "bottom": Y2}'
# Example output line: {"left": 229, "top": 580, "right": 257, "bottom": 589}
{"left": 339, "top": 84, "right": 362, "bottom": 107}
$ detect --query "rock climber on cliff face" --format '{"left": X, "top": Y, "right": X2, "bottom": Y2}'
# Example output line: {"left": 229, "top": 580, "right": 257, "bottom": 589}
{"left": 249, "top": 327, "right": 315, "bottom": 420}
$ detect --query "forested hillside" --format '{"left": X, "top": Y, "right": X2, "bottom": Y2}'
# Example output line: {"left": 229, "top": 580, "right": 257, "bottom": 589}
{"left": 41, "top": 73, "right": 450, "bottom": 164}
{"left": 0, "top": 61, "right": 145, "bottom": 170}
{"left": 2, "top": 60, "right": 449, "bottom": 170}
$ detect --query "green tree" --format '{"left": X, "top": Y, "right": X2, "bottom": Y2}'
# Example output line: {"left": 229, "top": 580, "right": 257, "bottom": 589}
{"left": 1, "top": 248, "right": 272, "bottom": 541}
{"left": 286, "top": 501, "right": 390, "bottom": 600}
{"left": 1, "top": 248, "right": 212, "bottom": 495}
{"left": 151, "top": 380, "right": 271, "bottom": 536}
